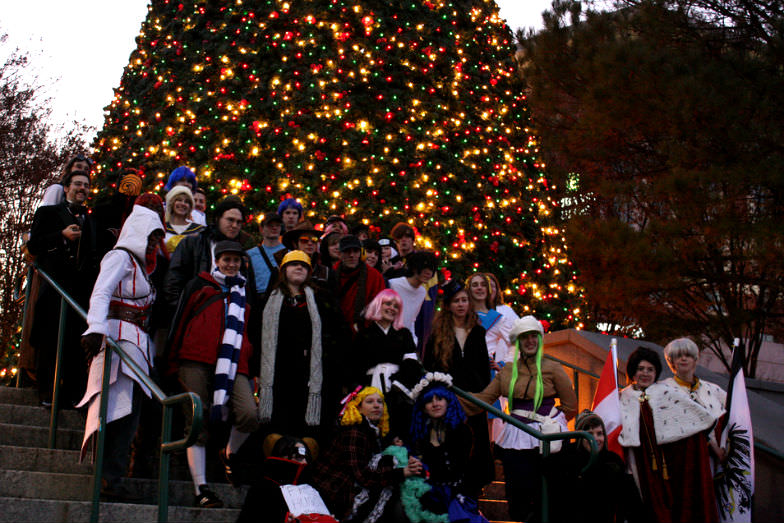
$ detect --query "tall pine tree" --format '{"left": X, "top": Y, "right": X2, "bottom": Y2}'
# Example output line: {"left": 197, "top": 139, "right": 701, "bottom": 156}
{"left": 92, "top": 0, "right": 583, "bottom": 327}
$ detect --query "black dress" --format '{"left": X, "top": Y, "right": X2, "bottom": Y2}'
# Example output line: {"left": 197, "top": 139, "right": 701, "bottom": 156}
{"left": 422, "top": 325, "right": 493, "bottom": 495}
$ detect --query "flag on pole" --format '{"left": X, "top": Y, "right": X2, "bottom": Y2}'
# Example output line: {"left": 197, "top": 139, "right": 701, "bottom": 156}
{"left": 591, "top": 338, "right": 624, "bottom": 459}
{"left": 715, "top": 339, "right": 754, "bottom": 522}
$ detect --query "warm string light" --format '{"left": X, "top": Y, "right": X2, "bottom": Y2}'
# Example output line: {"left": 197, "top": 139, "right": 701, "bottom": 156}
{"left": 91, "top": 0, "right": 585, "bottom": 328}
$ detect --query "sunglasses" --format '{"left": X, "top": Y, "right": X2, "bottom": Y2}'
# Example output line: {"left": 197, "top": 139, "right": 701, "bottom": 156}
{"left": 73, "top": 153, "right": 95, "bottom": 166}
{"left": 298, "top": 236, "right": 319, "bottom": 244}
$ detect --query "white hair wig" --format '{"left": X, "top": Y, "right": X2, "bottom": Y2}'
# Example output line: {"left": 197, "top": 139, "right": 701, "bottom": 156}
{"left": 663, "top": 337, "right": 699, "bottom": 365}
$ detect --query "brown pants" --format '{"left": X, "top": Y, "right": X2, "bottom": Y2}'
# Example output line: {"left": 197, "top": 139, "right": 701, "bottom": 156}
{"left": 178, "top": 361, "right": 258, "bottom": 446}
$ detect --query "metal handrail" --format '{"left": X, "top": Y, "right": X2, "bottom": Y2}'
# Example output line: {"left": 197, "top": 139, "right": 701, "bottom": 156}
{"left": 33, "top": 264, "right": 203, "bottom": 523}
{"left": 452, "top": 385, "right": 598, "bottom": 523}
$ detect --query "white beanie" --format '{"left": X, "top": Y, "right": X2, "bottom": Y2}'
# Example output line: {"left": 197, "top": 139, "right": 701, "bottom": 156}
{"left": 508, "top": 315, "right": 544, "bottom": 345}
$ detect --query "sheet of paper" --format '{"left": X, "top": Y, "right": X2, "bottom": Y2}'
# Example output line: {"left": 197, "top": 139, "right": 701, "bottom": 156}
{"left": 280, "top": 484, "right": 331, "bottom": 517}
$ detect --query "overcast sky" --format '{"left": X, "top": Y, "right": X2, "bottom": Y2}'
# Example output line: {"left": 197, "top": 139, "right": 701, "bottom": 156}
{"left": 0, "top": 0, "right": 552, "bottom": 137}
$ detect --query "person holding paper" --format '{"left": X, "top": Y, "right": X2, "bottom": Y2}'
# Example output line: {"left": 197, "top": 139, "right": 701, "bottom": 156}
{"left": 312, "top": 386, "right": 422, "bottom": 521}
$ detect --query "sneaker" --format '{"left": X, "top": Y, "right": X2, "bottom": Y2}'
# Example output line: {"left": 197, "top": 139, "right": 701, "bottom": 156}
{"left": 219, "top": 448, "right": 237, "bottom": 487}
{"left": 195, "top": 484, "right": 223, "bottom": 508}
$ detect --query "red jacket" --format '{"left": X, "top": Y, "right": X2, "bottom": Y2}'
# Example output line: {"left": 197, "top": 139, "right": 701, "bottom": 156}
{"left": 334, "top": 262, "right": 386, "bottom": 333}
{"left": 168, "top": 271, "right": 253, "bottom": 376}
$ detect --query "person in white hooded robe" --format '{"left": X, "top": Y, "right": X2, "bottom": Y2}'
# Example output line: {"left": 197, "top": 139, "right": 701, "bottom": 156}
{"left": 77, "top": 196, "right": 165, "bottom": 500}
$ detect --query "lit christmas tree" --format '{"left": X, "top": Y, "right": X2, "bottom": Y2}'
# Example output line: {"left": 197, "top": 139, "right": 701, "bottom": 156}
{"left": 92, "top": 0, "right": 584, "bottom": 327}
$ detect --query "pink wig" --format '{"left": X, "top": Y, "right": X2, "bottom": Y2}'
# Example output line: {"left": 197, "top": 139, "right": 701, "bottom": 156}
{"left": 364, "top": 288, "right": 404, "bottom": 330}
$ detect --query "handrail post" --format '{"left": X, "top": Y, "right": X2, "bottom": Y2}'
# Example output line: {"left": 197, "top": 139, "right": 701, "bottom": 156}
{"left": 541, "top": 441, "right": 550, "bottom": 523}
{"left": 159, "top": 405, "right": 173, "bottom": 523}
{"left": 48, "top": 296, "right": 67, "bottom": 449}
{"left": 16, "top": 265, "right": 35, "bottom": 388}
{"left": 90, "top": 344, "right": 114, "bottom": 523}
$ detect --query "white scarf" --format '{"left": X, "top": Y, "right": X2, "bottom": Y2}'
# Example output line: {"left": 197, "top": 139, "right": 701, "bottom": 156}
{"left": 210, "top": 269, "right": 246, "bottom": 422}
{"left": 259, "top": 286, "right": 323, "bottom": 426}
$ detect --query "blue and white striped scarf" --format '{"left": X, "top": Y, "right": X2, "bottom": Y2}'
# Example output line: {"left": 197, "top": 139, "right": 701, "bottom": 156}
{"left": 210, "top": 269, "right": 246, "bottom": 422}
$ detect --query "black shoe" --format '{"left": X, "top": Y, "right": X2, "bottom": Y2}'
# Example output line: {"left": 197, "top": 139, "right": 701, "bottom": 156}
{"left": 219, "top": 448, "right": 237, "bottom": 487}
{"left": 195, "top": 484, "right": 223, "bottom": 508}
{"left": 100, "top": 479, "right": 143, "bottom": 503}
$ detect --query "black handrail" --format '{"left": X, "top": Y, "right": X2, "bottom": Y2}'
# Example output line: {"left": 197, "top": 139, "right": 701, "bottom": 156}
{"left": 32, "top": 264, "right": 203, "bottom": 523}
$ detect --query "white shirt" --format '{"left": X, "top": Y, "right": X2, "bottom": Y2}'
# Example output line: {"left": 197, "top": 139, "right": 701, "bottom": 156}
{"left": 388, "top": 276, "right": 427, "bottom": 345}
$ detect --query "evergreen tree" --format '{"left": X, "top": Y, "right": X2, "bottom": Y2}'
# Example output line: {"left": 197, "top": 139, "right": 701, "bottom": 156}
{"left": 91, "top": 0, "right": 584, "bottom": 327}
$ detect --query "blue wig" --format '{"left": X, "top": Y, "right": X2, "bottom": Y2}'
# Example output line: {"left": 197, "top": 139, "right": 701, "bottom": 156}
{"left": 409, "top": 386, "right": 467, "bottom": 443}
{"left": 164, "top": 166, "right": 197, "bottom": 191}
{"left": 277, "top": 198, "right": 303, "bottom": 217}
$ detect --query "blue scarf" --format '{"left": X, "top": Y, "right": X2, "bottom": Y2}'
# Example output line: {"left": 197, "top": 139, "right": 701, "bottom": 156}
{"left": 477, "top": 309, "right": 501, "bottom": 331}
{"left": 210, "top": 269, "right": 246, "bottom": 422}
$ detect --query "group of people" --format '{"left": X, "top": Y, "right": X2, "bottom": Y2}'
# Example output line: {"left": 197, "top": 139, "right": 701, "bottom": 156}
{"left": 20, "top": 157, "right": 730, "bottom": 522}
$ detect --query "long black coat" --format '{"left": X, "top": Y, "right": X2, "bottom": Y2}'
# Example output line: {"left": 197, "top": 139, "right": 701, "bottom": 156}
{"left": 422, "top": 324, "right": 491, "bottom": 393}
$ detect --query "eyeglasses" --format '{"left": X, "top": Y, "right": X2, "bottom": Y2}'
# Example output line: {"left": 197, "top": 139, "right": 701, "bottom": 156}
{"left": 298, "top": 236, "right": 319, "bottom": 244}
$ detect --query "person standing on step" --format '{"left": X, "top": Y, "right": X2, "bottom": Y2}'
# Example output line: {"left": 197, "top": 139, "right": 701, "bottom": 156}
{"left": 166, "top": 240, "right": 260, "bottom": 508}
{"left": 77, "top": 195, "right": 165, "bottom": 502}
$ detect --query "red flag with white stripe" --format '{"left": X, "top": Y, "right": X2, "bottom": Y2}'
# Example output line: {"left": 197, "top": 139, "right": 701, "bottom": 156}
{"left": 591, "top": 339, "right": 624, "bottom": 460}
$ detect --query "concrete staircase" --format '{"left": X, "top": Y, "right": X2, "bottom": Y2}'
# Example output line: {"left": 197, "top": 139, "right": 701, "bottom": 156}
{"left": 0, "top": 386, "right": 244, "bottom": 522}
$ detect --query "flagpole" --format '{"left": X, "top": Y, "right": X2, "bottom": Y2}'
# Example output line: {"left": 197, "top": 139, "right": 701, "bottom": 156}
{"left": 610, "top": 338, "right": 619, "bottom": 389}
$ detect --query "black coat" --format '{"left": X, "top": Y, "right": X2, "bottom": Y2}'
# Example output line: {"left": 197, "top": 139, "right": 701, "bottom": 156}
{"left": 163, "top": 226, "right": 256, "bottom": 308}
{"left": 351, "top": 323, "right": 417, "bottom": 386}
{"left": 423, "top": 324, "right": 491, "bottom": 393}
{"left": 27, "top": 201, "right": 98, "bottom": 294}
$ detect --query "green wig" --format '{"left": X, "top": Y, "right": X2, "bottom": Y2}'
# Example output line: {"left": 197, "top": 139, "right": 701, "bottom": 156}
{"left": 508, "top": 333, "right": 544, "bottom": 411}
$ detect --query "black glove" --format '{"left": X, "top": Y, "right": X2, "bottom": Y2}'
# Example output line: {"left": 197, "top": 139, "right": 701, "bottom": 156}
{"left": 81, "top": 333, "right": 104, "bottom": 362}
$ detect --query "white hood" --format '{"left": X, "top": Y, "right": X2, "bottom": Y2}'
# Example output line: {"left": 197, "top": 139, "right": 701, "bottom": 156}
{"left": 114, "top": 205, "right": 164, "bottom": 261}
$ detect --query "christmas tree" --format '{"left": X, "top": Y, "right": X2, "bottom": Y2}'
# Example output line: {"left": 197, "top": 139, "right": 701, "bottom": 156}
{"left": 91, "top": 0, "right": 584, "bottom": 327}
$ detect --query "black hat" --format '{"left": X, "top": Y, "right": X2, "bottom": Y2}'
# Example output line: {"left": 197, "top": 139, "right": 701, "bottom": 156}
{"left": 339, "top": 235, "right": 362, "bottom": 252}
{"left": 214, "top": 240, "right": 244, "bottom": 259}
{"left": 440, "top": 279, "right": 465, "bottom": 304}
{"left": 261, "top": 211, "right": 283, "bottom": 226}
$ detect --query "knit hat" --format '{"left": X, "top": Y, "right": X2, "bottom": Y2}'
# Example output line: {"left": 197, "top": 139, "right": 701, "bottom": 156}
{"left": 508, "top": 315, "right": 544, "bottom": 345}
{"left": 339, "top": 386, "right": 390, "bottom": 436}
{"left": 134, "top": 193, "right": 165, "bottom": 225}
{"left": 164, "top": 185, "right": 194, "bottom": 224}
{"left": 575, "top": 409, "right": 605, "bottom": 433}
{"left": 280, "top": 249, "right": 312, "bottom": 269}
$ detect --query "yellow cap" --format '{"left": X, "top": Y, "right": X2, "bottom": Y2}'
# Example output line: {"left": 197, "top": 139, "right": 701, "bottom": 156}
{"left": 280, "top": 249, "right": 312, "bottom": 269}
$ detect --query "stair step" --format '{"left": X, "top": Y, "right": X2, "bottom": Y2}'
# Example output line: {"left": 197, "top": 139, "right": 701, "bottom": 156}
{"left": 480, "top": 498, "right": 510, "bottom": 521}
{"left": 0, "top": 446, "right": 91, "bottom": 475}
{"left": 0, "top": 386, "right": 40, "bottom": 406}
{"left": 482, "top": 480, "right": 506, "bottom": 500}
{"left": 0, "top": 470, "right": 247, "bottom": 508}
{"left": 0, "top": 403, "right": 84, "bottom": 430}
{"left": 0, "top": 422, "right": 83, "bottom": 450}
{"left": 0, "top": 496, "right": 240, "bottom": 522}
